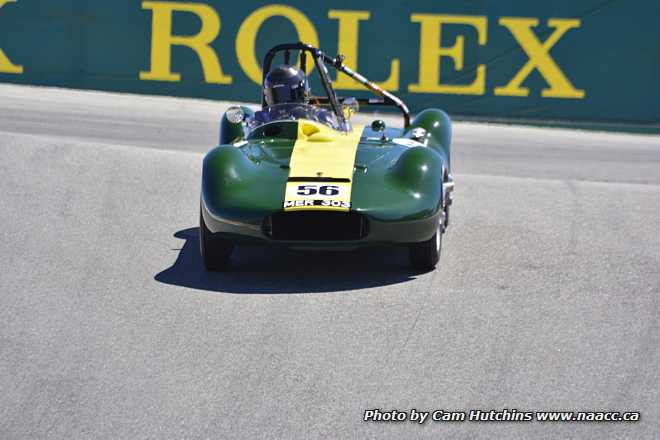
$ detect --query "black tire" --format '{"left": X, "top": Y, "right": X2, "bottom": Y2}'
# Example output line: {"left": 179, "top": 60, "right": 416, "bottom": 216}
{"left": 200, "top": 208, "right": 234, "bottom": 271}
{"left": 409, "top": 222, "right": 442, "bottom": 271}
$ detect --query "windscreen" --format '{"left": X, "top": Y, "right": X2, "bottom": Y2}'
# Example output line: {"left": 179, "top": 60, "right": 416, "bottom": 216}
{"left": 246, "top": 103, "right": 340, "bottom": 132}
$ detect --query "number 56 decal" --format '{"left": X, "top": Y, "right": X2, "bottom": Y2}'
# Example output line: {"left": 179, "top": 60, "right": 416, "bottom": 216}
{"left": 296, "top": 184, "right": 340, "bottom": 196}
{"left": 283, "top": 181, "right": 352, "bottom": 210}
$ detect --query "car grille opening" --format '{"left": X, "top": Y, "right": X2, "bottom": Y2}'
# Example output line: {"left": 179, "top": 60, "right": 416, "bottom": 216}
{"left": 266, "top": 211, "right": 368, "bottom": 241}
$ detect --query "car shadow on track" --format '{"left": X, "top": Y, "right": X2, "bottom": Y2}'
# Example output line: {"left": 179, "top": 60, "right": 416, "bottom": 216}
{"left": 154, "top": 228, "right": 418, "bottom": 294}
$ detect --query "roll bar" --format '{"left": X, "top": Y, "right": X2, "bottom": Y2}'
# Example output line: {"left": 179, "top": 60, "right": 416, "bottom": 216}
{"left": 262, "top": 42, "right": 411, "bottom": 128}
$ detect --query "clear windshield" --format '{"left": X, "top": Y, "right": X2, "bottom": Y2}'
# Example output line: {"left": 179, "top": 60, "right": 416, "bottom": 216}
{"left": 246, "top": 103, "right": 341, "bottom": 132}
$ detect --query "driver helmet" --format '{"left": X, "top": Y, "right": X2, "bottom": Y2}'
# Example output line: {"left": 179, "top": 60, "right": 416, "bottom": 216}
{"left": 264, "top": 64, "right": 310, "bottom": 107}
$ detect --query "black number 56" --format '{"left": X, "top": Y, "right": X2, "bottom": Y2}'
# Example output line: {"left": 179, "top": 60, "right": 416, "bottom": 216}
{"left": 297, "top": 185, "right": 340, "bottom": 196}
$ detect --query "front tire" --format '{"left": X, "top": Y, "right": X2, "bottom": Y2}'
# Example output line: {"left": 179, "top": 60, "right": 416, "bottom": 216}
{"left": 409, "top": 222, "right": 442, "bottom": 271}
{"left": 200, "top": 207, "right": 234, "bottom": 271}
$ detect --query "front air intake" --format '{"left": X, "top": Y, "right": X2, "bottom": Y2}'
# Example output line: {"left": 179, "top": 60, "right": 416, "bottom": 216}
{"left": 266, "top": 211, "right": 368, "bottom": 241}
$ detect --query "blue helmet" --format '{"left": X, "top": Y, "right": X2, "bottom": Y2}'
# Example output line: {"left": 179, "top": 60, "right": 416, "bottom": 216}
{"left": 264, "top": 64, "right": 310, "bottom": 106}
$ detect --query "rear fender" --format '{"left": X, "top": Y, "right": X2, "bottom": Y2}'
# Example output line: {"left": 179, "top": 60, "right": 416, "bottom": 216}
{"left": 219, "top": 106, "right": 255, "bottom": 145}
{"left": 406, "top": 109, "right": 452, "bottom": 169}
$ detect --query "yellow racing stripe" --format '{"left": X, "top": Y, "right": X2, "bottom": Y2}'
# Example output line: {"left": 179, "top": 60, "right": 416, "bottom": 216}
{"left": 283, "top": 120, "right": 364, "bottom": 212}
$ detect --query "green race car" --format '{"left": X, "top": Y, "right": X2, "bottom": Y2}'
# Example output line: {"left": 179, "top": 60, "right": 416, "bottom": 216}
{"left": 200, "top": 42, "right": 454, "bottom": 271}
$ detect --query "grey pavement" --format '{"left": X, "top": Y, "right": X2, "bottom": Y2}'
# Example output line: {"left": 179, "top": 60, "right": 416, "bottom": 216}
{"left": 0, "top": 84, "right": 658, "bottom": 439}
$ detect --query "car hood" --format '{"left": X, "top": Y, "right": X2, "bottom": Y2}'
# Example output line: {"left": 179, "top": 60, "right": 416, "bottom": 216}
{"left": 203, "top": 119, "right": 442, "bottom": 223}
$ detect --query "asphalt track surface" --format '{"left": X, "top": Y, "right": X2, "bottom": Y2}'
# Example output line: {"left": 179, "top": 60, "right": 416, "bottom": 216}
{"left": 1, "top": 84, "right": 659, "bottom": 439}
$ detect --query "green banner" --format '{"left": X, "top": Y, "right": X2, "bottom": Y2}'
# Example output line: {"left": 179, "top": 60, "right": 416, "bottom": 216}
{"left": 1, "top": 0, "right": 659, "bottom": 125}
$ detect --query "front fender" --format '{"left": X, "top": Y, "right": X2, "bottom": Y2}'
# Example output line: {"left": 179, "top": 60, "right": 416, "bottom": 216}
{"left": 202, "top": 146, "right": 286, "bottom": 224}
{"left": 351, "top": 146, "right": 444, "bottom": 222}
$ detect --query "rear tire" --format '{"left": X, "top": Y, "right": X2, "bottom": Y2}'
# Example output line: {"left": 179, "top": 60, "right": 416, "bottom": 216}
{"left": 442, "top": 172, "right": 453, "bottom": 231}
{"left": 200, "top": 207, "right": 234, "bottom": 271}
{"left": 409, "top": 222, "right": 442, "bottom": 271}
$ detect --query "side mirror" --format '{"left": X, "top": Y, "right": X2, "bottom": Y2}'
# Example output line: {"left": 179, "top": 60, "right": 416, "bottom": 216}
{"left": 226, "top": 106, "right": 245, "bottom": 124}
{"left": 371, "top": 119, "right": 386, "bottom": 132}
{"left": 342, "top": 97, "right": 360, "bottom": 120}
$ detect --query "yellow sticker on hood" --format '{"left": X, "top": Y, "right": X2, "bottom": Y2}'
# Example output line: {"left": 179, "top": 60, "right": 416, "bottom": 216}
{"left": 283, "top": 120, "right": 364, "bottom": 212}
